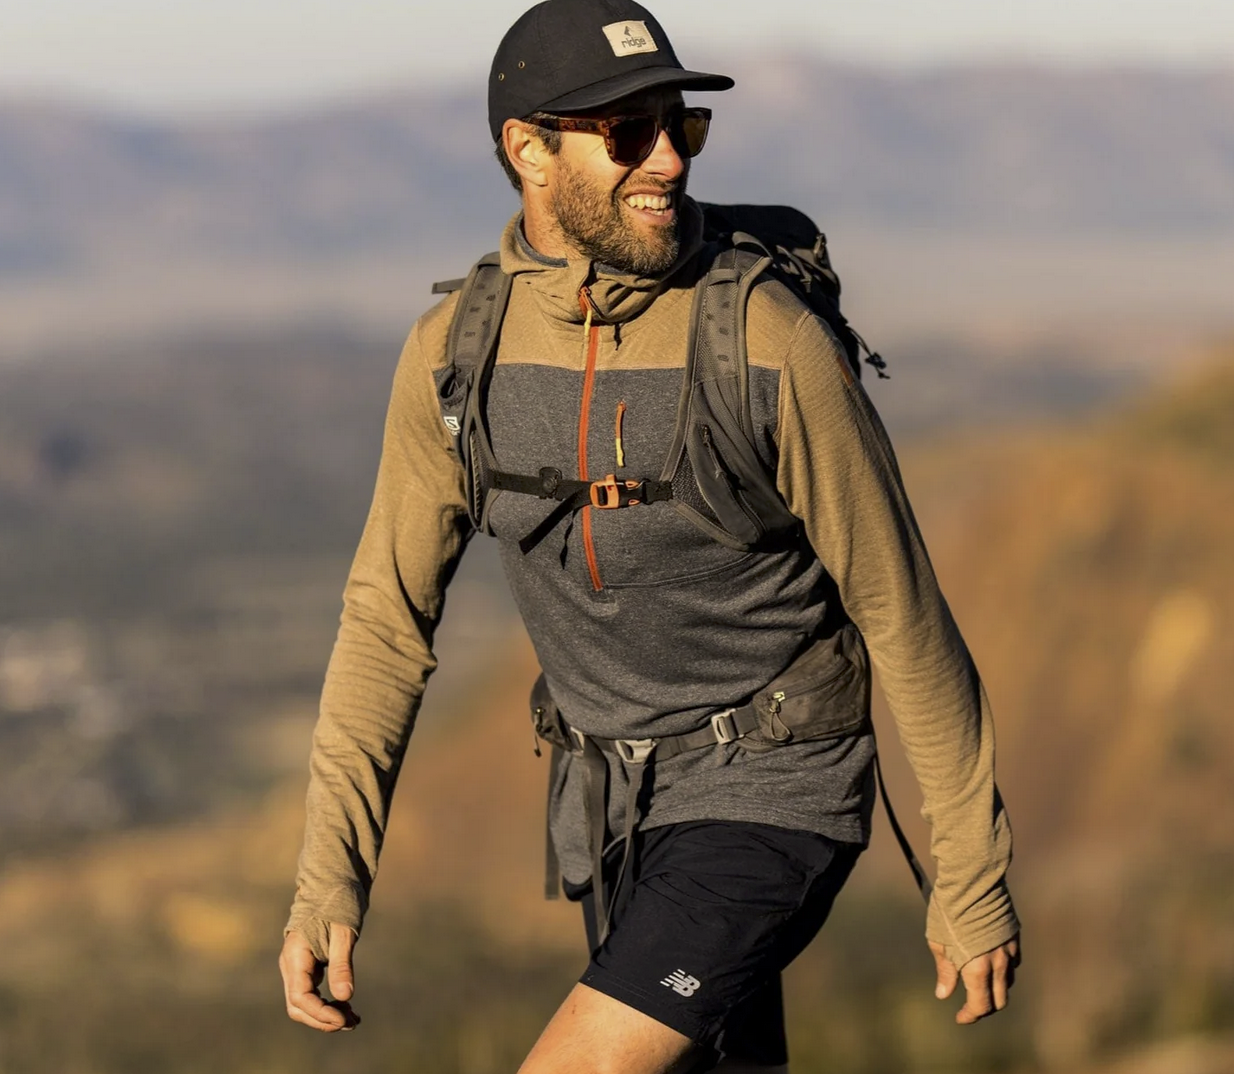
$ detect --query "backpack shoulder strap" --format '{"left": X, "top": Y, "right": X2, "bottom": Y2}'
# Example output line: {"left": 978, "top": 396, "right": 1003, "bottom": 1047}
{"left": 438, "top": 251, "right": 511, "bottom": 422}
{"left": 432, "top": 253, "right": 512, "bottom": 527}
{"left": 680, "top": 233, "right": 799, "bottom": 547}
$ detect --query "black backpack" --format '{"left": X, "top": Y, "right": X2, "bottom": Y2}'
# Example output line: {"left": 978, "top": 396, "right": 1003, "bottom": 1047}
{"left": 698, "top": 202, "right": 887, "bottom": 382}
{"left": 432, "top": 202, "right": 888, "bottom": 556}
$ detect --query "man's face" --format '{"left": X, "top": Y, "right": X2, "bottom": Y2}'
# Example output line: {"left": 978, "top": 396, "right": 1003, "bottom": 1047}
{"left": 545, "top": 88, "right": 691, "bottom": 277}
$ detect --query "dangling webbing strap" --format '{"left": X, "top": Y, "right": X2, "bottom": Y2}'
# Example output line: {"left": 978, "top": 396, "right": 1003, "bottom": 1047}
{"left": 577, "top": 735, "right": 656, "bottom": 949}
{"left": 873, "top": 748, "right": 932, "bottom": 900}
{"left": 580, "top": 738, "right": 611, "bottom": 937}
{"left": 543, "top": 744, "right": 565, "bottom": 900}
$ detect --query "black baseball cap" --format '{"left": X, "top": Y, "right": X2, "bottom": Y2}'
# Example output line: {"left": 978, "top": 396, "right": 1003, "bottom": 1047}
{"left": 488, "top": 0, "right": 734, "bottom": 142}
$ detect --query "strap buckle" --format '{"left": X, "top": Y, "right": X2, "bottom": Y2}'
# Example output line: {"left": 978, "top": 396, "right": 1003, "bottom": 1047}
{"left": 538, "top": 467, "right": 563, "bottom": 498}
{"left": 614, "top": 738, "right": 656, "bottom": 764}
{"left": 569, "top": 726, "right": 588, "bottom": 753}
{"left": 590, "top": 474, "right": 644, "bottom": 509}
{"left": 710, "top": 708, "right": 740, "bottom": 745}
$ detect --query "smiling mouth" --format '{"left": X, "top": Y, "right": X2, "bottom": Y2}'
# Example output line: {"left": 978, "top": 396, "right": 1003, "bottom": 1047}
{"left": 623, "top": 192, "right": 674, "bottom": 216}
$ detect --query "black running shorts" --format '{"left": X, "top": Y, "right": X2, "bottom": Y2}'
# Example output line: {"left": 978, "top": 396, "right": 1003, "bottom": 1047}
{"left": 567, "top": 820, "right": 861, "bottom": 1067}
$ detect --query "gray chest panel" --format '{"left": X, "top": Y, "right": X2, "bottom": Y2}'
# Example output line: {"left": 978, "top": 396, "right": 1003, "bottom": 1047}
{"left": 483, "top": 362, "right": 783, "bottom": 589}
{"left": 477, "top": 358, "right": 832, "bottom": 735}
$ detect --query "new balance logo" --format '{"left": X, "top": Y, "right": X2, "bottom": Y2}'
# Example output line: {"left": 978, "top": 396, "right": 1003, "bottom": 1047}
{"left": 661, "top": 969, "right": 702, "bottom": 997}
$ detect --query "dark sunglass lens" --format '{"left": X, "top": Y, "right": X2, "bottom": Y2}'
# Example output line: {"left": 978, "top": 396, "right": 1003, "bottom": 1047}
{"left": 678, "top": 111, "right": 710, "bottom": 158}
{"left": 608, "top": 115, "right": 660, "bottom": 165}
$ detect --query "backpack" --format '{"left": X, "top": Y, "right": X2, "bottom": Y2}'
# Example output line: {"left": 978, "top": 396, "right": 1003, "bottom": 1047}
{"left": 697, "top": 202, "right": 888, "bottom": 383}
{"left": 431, "top": 202, "right": 889, "bottom": 556}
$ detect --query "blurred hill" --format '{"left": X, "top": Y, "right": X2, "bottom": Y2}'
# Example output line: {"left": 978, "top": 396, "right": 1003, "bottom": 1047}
{"left": 0, "top": 329, "right": 521, "bottom": 855}
{"left": 0, "top": 327, "right": 1231, "bottom": 1071}
{"left": 2, "top": 61, "right": 1233, "bottom": 356}
{"left": 880, "top": 353, "right": 1234, "bottom": 1070}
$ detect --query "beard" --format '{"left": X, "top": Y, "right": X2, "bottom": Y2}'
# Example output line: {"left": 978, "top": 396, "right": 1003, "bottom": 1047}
{"left": 549, "top": 158, "right": 687, "bottom": 277}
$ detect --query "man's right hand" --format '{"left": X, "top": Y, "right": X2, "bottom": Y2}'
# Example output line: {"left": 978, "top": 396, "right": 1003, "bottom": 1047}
{"left": 929, "top": 935, "right": 1020, "bottom": 1025}
{"left": 279, "top": 924, "right": 361, "bottom": 1032}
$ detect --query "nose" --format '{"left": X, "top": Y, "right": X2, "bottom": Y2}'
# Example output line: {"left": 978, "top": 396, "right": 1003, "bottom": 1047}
{"left": 641, "top": 125, "right": 685, "bottom": 179}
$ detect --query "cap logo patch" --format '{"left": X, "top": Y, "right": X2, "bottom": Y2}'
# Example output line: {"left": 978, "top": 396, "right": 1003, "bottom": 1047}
{"left": 602, "top": 21, "right": 658, "bottom": 57}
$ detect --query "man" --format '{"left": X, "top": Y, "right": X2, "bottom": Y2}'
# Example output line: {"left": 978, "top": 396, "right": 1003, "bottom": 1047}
{"left": 279, "top": 1, "right": 1021, "bottom": 1071}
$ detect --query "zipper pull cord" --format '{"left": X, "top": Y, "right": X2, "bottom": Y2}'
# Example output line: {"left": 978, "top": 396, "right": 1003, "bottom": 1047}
{"left": 578, "top": 287, "right": 595, "bottom": 368}
{"left": 615, "top": 402, "right": 627, "bottom": 469}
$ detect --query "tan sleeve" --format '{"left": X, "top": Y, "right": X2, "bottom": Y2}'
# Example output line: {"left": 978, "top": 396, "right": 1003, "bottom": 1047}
{"left": 285, "top": 309, "right": 470, "bottom": 959}
{"left": 775, "top": 310, "right": 1019, "bottom": 966}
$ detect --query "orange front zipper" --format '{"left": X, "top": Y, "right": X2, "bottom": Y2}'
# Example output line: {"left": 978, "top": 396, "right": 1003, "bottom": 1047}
{"left": 577, "top": 287, "right": 605, "bottom": 591}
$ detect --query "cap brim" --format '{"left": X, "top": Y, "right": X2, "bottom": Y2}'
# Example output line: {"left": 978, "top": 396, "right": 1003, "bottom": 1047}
{"left": 539, "top": 67, "right": 734, "bottom": 114}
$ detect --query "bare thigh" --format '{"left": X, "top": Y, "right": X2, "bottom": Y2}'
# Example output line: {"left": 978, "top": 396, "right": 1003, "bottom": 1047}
{"left": 518, "top": 983, "right": 697, "bottom": 1074}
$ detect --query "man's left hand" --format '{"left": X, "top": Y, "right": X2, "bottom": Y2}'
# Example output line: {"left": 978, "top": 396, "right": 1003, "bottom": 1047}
{"left": 929, "top": 935, "right": 1020, "bottom": 1025}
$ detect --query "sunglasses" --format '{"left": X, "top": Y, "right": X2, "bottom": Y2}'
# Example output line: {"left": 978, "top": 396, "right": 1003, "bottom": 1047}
{"left": 532, "top": 107, "right": 712, "bottom": 167}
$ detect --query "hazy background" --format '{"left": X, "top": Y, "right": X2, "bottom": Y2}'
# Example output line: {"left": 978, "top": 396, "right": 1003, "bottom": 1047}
{"left": 1, "top": 2, "right": 1232, "bottom": 1072}
{"left": 6, "top": 0, "right": 1234, "bottom": 113}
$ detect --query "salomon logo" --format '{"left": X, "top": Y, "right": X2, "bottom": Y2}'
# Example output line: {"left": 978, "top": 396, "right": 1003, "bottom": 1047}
{"left": 661, "top": 969, "right": 701, "bottom": 997}
{"left": 443, "top": 416, "right": 461, "bottom": 434}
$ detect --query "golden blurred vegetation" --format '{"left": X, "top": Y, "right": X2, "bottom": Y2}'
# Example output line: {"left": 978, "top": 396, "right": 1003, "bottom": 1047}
{"left": 0, "top": 339, "right": 1231, "bottom": 1072}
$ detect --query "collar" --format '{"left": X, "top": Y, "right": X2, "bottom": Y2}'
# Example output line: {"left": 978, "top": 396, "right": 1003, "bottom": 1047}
{"left": 499, "top": 198, "right": 705, "bottom": 326}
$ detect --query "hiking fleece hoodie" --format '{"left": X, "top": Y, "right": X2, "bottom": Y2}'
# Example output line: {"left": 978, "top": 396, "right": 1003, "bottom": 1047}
{"left": 286, "top": 199, "right": 1019, "bottom": 970}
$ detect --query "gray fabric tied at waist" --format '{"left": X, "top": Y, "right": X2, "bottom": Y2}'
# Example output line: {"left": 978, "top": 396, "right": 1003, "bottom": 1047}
{"left": 537, "top": 697, "right": 764, "bottom": 949}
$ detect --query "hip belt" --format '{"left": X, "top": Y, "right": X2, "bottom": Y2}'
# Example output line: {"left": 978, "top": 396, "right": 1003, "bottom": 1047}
{"left": 529, "top": 625, "right": 931, "bottom": 948}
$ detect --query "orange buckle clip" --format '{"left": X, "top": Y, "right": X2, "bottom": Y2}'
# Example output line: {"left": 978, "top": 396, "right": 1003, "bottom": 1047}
{"left": 590, "top": 474, "right": 641, "bottom": 509}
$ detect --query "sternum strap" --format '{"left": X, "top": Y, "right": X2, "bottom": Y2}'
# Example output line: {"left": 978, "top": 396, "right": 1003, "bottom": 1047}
{"left": 490, "top": 467, "right": 674, "bottom": 555}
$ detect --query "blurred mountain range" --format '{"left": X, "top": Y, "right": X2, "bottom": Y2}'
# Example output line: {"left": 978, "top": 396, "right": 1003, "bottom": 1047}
{"left": 2, "top": 59, "right": 1233, "bottom": 352}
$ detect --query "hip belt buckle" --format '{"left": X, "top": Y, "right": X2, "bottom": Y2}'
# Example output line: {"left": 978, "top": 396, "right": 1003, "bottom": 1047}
{"left": 614, "top": 738, "right": 656, "bottom": 764}
{"left": 710, "top": 708, "right": 740, "bottom": 745}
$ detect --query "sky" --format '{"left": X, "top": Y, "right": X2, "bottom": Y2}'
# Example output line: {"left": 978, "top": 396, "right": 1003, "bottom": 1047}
{"left": 2, "top": 0, "right": 1232, "bottom": 115}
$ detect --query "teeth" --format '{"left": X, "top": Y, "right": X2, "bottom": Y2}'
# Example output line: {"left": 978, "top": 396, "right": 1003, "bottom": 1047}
{"left": 625, "top": 193, "right": 671, "bottom": 212}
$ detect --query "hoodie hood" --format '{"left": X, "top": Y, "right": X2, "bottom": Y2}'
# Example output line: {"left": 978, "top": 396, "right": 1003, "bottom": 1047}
{"left": 499, "top": 197, "right": 705, "bottom": 326}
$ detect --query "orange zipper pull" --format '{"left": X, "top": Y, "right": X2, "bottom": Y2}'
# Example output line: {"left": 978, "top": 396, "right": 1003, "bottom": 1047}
{"left": 615, "top": 401, "right": 627, "bottom": 469}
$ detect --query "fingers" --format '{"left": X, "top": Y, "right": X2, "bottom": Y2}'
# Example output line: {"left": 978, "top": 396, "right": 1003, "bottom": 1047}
{"left": 327, "top": 924, "right": 358, "bottom": 1003}
{"left": 928, "top": 940, "right": 958, "bottom": 1001}
{"left": 991, "top": 948, "right": 1011, "bottom": 1012}
{"left": 991, "top": 937, "right": 1020, "bottom": 1013}
{"left": 956, "top": 956, "right": 995, "bottom": 1024}
{"left": 954, "top": 938, "right": 1021, "bottom": 1025}
{"left": 279, "top": 928, "right": 360, "bottom": 1033}
{"left": 287, "top": 996, "right": 350, "bottom": 1033}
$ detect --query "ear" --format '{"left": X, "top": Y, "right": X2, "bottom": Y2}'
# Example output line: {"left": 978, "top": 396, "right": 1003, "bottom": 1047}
{"left": 503, "top": 118, "right": 554, "bottom": 189}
